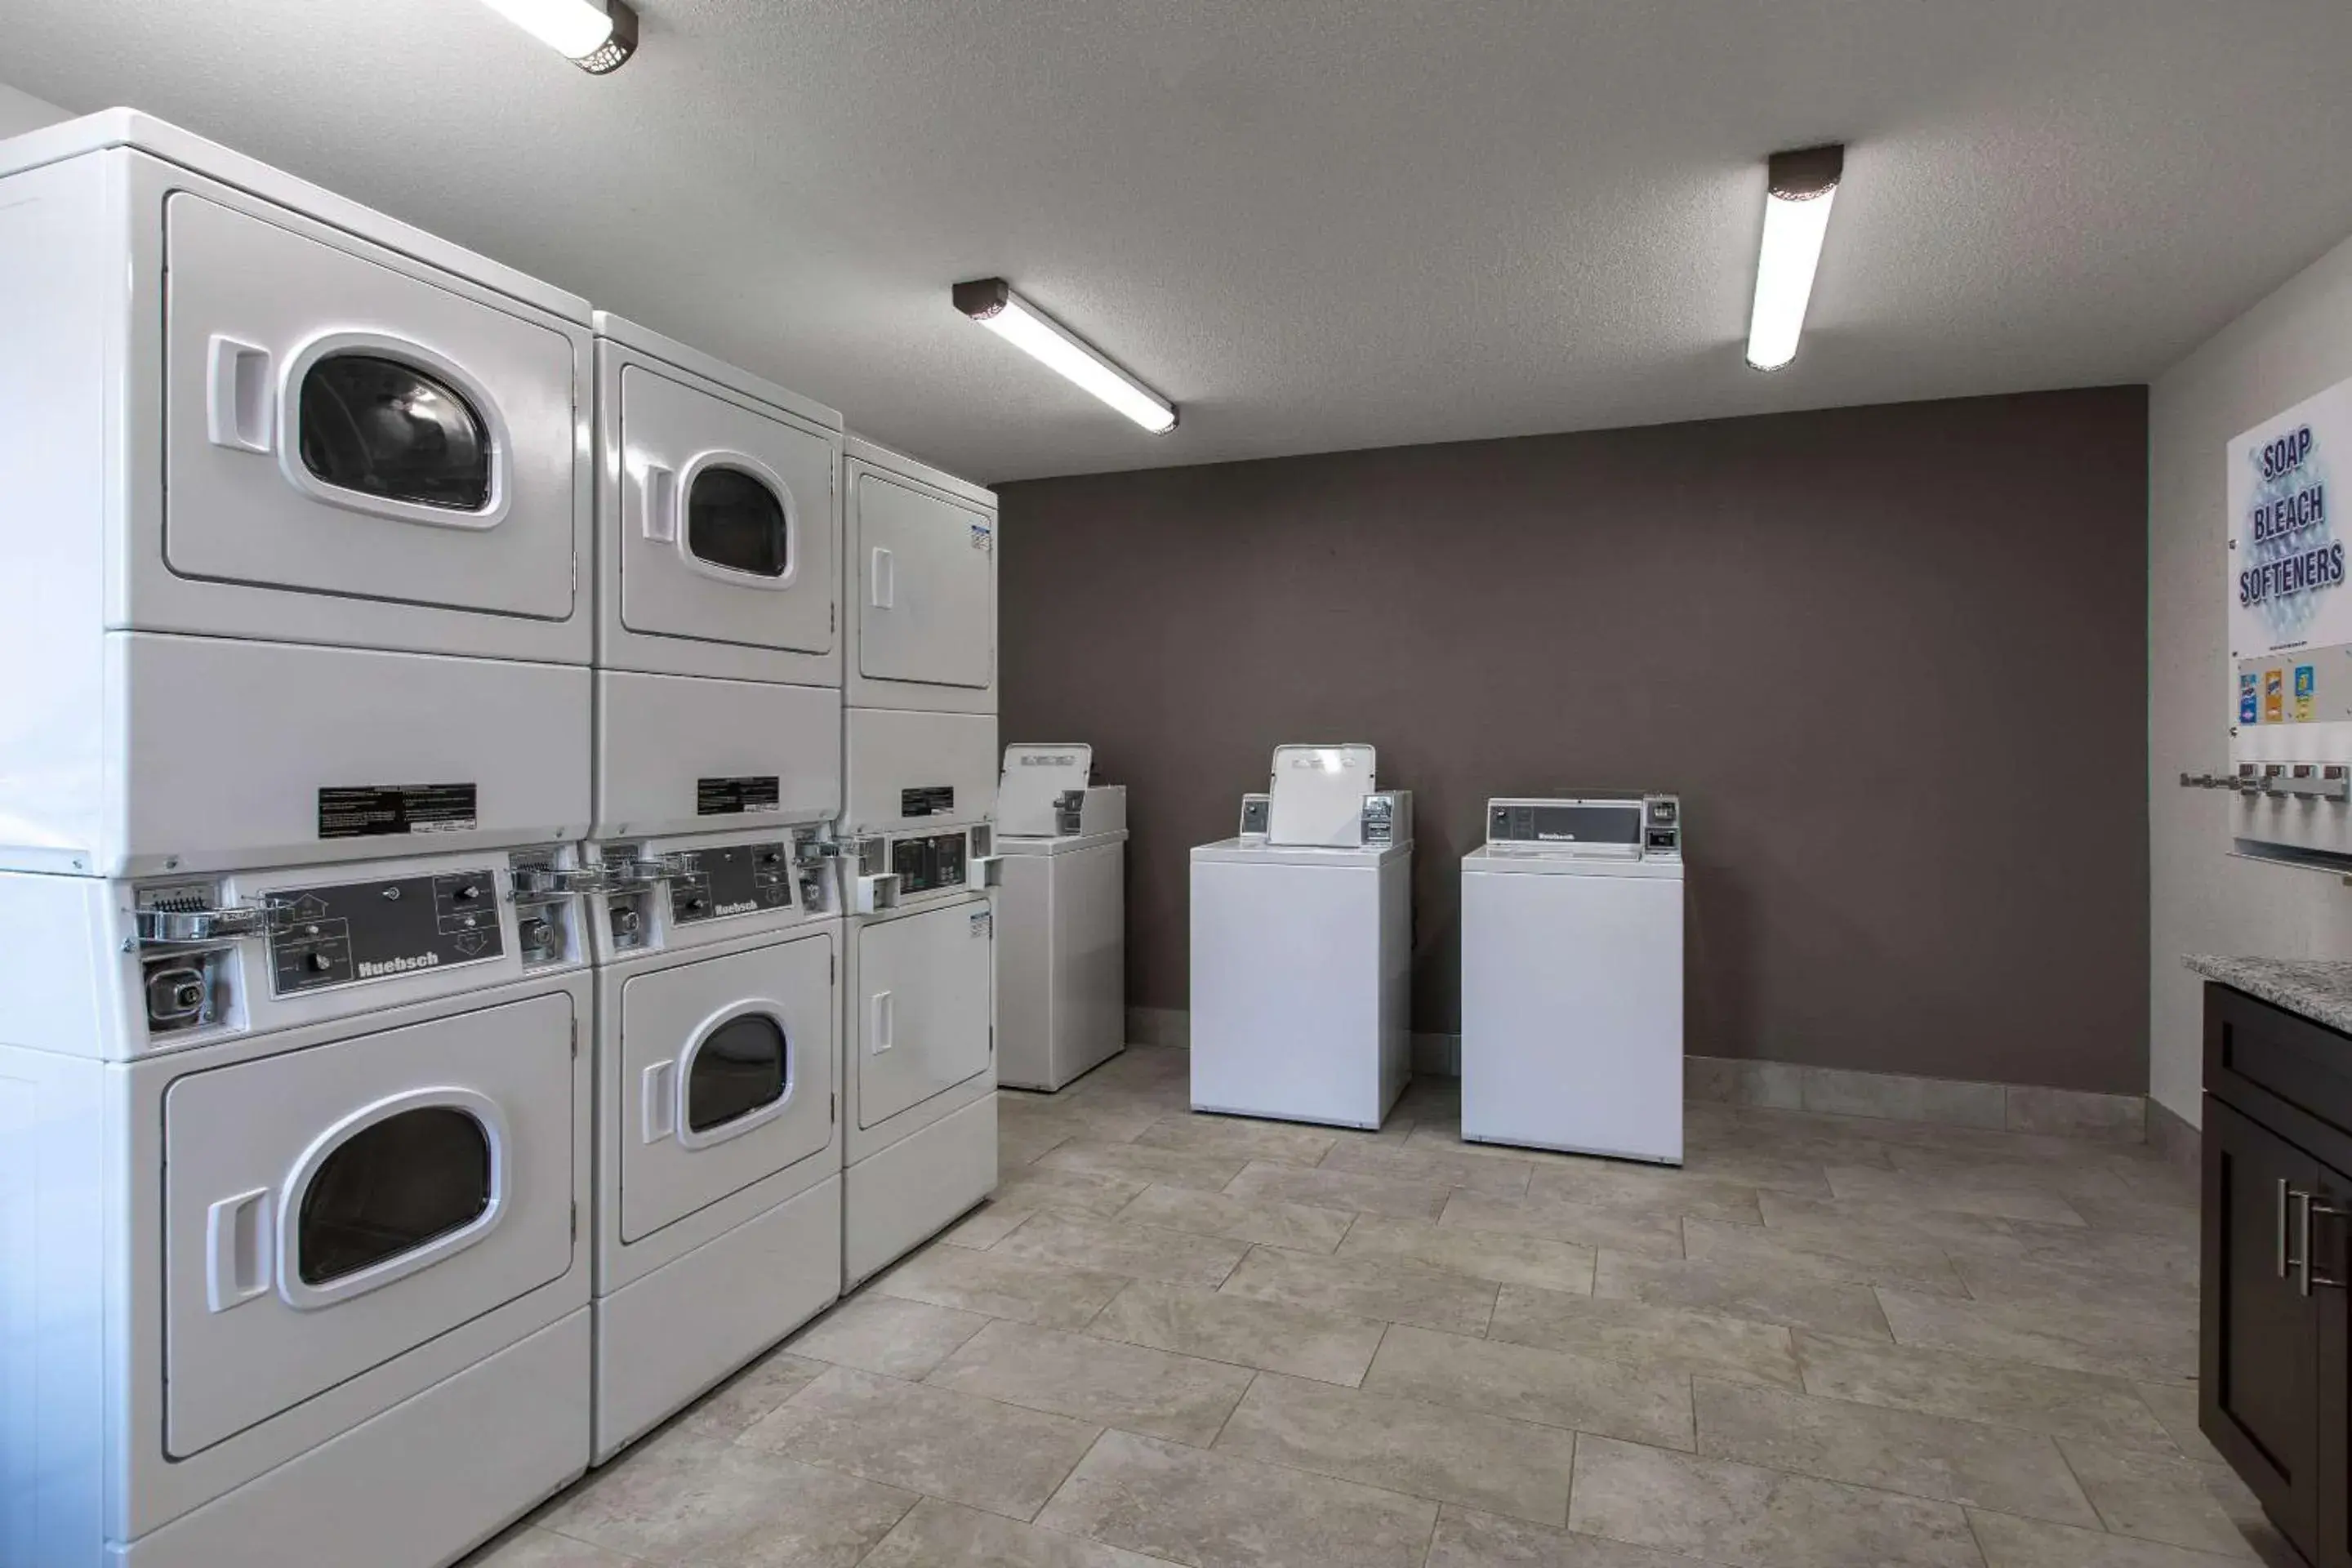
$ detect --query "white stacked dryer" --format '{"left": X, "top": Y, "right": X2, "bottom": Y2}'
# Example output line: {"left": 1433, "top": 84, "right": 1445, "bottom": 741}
{"left": 838, "top": 439, "right": 1001, "bottom": 1286}
{"left": 995, "top": 744, "right": 1128, "bottom": 1092}
{"left": 583, "top": 315, "right": 849, "bottom": 1458}
{"left": 0, "top": 110, "right": 592, "bottom": 880}
{"left": 0, "top": 112, "right": 599, "bottom": 1568}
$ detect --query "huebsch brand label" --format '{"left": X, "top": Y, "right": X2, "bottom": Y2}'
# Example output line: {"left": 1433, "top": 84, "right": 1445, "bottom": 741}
{"left": 697, "top": 775, "right": 783, "bottom": 816}
{"left": 902, "top": 786, "right": 955, "bottom": 817}
{"left": 318, "top": 783, "right": 479, "bottom": 840}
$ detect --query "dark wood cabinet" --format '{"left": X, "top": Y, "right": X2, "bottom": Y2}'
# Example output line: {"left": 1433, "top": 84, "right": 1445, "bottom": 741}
{"left": 2203, "top": 983, "right": 2352, "bottom": 1568}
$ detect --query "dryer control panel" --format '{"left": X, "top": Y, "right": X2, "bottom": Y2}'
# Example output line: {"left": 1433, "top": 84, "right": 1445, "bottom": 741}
{"left": 891, "top": 831, "right": 969, "bottom": 893}
{"left": 268, "top": 868, "right": 505, "bottom": 996}
{"left": 668, "top": 840, "right": 794, "bottom": 926}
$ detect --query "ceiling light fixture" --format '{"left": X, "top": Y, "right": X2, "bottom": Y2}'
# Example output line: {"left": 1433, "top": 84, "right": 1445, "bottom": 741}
{"left": 952, "top": 278, "right": 1176, "bottom": 434}
{"left": 478, "top": 0, "right": 638, "bottom": 74}
{"left": 1746, "top": 144, "right": 1843, "bottom": 372}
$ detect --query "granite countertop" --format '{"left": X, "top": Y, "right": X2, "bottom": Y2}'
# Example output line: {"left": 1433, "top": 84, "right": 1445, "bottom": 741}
{"left": 2186, "top": 955, "right": 2352, "bottom": 1034}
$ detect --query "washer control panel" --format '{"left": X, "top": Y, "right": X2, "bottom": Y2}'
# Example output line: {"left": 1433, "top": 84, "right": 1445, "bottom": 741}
{"left": 891, "top": 831, "right": 969, "bottom": 894}
{"left": 669, "top": 840, "right": 792, "bottom": 925}
{"left": 268, "top": 869, "right": 503, "bottom": 995}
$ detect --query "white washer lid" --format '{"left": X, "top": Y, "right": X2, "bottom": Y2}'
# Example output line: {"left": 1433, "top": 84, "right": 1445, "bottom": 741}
{"left": 997, "top": 743, "right": 1094, "bottom": 837}
{"left": 1192, "top": 835, "right": 1408, "bottom": 867}
{"left": 998, "top": 829, "right": 1128, "bottom": 856}
{"left": 1267, "top": 743, "right": 1377, "bottom": 848}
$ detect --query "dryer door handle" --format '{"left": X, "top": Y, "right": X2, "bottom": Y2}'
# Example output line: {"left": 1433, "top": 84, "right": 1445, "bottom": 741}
{"left": 870, "top": 546, "right": 895, "bottom": 608}
{"left": 206, "top": 336, "right": 274, "bottom": 454}
{"left": 205, "top": 1187, "right": 274, "bottom": 1312}
{"left": 871, "top": 991, "right": 894, "bottom": 1053}
{"left": 640, "top": 462, "right": 679, "bottom": 543}
{"left": 641, "top": 1059, "right": 678, "bottom": 1142}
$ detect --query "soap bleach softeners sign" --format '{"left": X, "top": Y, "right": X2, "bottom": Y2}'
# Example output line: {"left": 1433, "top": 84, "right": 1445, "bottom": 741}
{"left": 2230, "top": 376, "right": 2351, "bottom": 737}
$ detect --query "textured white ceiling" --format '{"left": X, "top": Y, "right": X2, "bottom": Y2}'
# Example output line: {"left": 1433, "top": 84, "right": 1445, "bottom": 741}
{"left": 6, "top": 1, "right": 2351, "bottom": 483}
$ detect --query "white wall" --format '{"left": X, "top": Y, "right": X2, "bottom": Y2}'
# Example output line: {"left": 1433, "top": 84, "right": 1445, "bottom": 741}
{"left": 2149, "top": 231, "right": 2352, "bottom": 1125}
{"left": 0, "top": 82, "right": 67, "bottom": 140}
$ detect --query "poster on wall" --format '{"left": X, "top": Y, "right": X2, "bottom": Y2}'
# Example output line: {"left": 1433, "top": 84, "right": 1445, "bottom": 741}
{"left": 2229, "top": 376, "right": 2351, "bottom": 728}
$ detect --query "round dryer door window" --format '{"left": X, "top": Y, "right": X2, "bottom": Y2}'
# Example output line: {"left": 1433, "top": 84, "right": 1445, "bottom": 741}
{"left": 298, "top": 354, "right": 494, "bottom": 512}
{"left": 688, "top": 1012, "right": 789, "bottom": 1133}
{"left": 688, "top": 467, "right": 790, "bottom": 578}
{"left": 296, "top": 1102, "right": 494, "bottom": 1286}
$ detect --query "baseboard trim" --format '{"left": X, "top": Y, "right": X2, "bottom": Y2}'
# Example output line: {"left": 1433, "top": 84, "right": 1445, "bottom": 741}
{"left": 1125, "top": 1009, "right": 2149, "bottom": 1144}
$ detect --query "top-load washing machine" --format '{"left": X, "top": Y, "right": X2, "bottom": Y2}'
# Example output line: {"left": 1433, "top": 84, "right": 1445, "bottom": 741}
{"left": 837, "top": 706, "right": 1001, "bottom": 1285}
{"left": 1461, "top": 795, "right": 1686, "bottom": 1165}
{"left": 842, "top": 437, "right": 997, "bottom": 715}
{"left": 0, "top": 111, "right": 594, "bottom": 877}
{"left": 590, "top": 314, "right": 844, "bottom": 844}
{"left": 1190, "top": 745, "right": 1414, "bottom": 1130}
{"left": 0, "top": 846, "right": 598, "bottom": 1568}
{"left": 994, "top": 744, "right": 1128, "bottom": 1092}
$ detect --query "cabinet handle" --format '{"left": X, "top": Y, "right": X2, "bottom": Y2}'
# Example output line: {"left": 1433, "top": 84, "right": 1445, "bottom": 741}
{"left": 2278, "top": 1178, "right": 2292, "bottom": 1280}
{"left": 2282, "top": 1186, "right": 2349, "bottom": 1294}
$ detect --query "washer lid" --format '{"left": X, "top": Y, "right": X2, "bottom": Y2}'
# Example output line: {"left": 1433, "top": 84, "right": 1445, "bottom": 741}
{"left": 1192, "top": 835, "right": 1406, "bottom": 867}
{"left": 998, "top": 743, "right": 1094, "bottom": 836}
{"left": 1267, "top": 743, "right": 1377, "bottom": 848}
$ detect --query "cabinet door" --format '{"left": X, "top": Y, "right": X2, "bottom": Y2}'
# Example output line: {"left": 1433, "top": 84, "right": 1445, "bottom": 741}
{"left": 2320, "top": 1157, "right": 2350, "bottom": 1568}
{"left": 2203, "top": 1097, "right": 2323, "bottom": 1557}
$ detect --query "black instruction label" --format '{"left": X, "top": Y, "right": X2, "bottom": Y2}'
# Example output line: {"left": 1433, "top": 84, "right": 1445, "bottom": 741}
{"left": 901, "top": 786, "right": 955, "bottom": 818}
{"left": 698, "top": 776, "right": 783, "bottom": 817}
{"left": 319, "top": 784, "right": 479, "bottom": 840}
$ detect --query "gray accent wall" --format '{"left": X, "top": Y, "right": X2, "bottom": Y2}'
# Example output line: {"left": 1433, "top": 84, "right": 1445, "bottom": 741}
{"left": 2149, "top": 229, "right": 2352, "bottom": 1128}
{"left": 1001, "top": 389, "right": 2149, "bottom": 1094}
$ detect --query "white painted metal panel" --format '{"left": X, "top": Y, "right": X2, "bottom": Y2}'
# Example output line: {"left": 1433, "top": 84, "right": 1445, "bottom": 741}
{"left": 855, "top": 900, "right": 994, "bottom": 1129}
{"left": 1266, "top": 744, "right": 1377, "bottom": 848}
{"left": 616, "top": 932, "right": 835, "bottom": 1244}
{"left": 842, "top": 708, "right": 999, "bottom": 834}
{"left": 594, "top": 670, "right": 840, "bottom": 840}
{"left": 853, "top": 469, "right": 994, "bottom": 691}
{"left": 996, "top": 835, "right": 1125, "bottom": 1091}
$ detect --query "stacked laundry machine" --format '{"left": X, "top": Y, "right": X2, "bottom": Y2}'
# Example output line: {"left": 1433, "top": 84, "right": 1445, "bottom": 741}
{"left": 0, "top": 109, "right": 1004, "bottom": 1568}
{"left": 0, "top": 113, "right": 599, "bottom": 1568}
{"left": 836, "top": 440, "right": 1004, "bottom": 1286}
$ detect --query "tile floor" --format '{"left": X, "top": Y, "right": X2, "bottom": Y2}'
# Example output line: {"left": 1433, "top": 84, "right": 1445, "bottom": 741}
{"left": 467, "top": 1047, "right": 2280, "bottom": 1568}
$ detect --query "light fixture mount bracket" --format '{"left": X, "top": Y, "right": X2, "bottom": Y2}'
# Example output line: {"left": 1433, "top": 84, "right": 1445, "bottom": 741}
{"left": 1767, "top": 144, "right": 1844, "bottom": 203}
{"left": 952, "top": 278, "right": 1013, "bottom": 323}
{"left": 572, "top": 0, "right": 637, "bottom": 74}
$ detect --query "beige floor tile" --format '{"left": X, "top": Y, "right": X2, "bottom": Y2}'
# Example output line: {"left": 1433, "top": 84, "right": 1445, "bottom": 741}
{"left": 2056, "top": 1441, "right": 2260, "bottom": 1557}
{"left": 1425, "top": 1506, "right": 1717, "bottom": 1566}
{"left": 1967, "top": 1509, "right": 2257, "bottom": 1566}
{"left": 1793, "top": 1331, "right": 2180, "bottom": 1453}
{"left": 1036, "top": 1139, "right": 1250, "bottom": 1193}
{"left": 1214, "top": 1371, "right": 1579, "bottom": 1524}
{"left": 859, "top": 1496, "right": 1183, "bottom": 1566}
{"left": 673, "top": 1346, "right": 828, "bottom": 1441}
{"left": 1039, "top": 1428, "right": 1438, "bottom": 1568}
{"left": 1086, "top": 1279, "right": 1386, "bottom": 1386}
{"left": 941, "top": 1204, "right": 1036, "bottom": 1250}
{"left": 1363, "top": 1324, "right": 1694, "bottom": 1449}
{"left": 786, "top": 1295, "right": 991, "bottom": 1380}
{"left": 1000, "top": 1098, "right": 1165, "bottom": 1145}
{"left": 1876, "top": 1288, "right": 2196, "bottom": 1385}
{"left": 538, "top": 1427, "right": 915, "bottom": 1566}
{"left": 1001, "top": 1125, "right": 1074, "bottom": 1174}
{"left": 2132, "top": 1382, "right": 2227, "bottom": 1466}
{"left": 742, "top": 1365, "right": 1100, "bottom": 1521}
{"left": 1568, "top": 1435, "right": 1981, "bottom": 1568}
{"left": 1673, "top": 1145, "right": 1848, "bottom": 1196}
{"left": 875, "top": 1242, "right": 1130, "bottom": 1329}
{"left": 1318, "top": 1138, "right": 1539, "bottom": 1197}
{"left": 1489, "top": 1284, "right": 1803, "bottom": 1390}
{"left": 1133, "top": 1115, "right": 1338, "bottom": 1167}
{"left": 1594, "top": 1250, "right": 1892, "bottom": 1339}
{"left": 1800, "top": 1071, "right": 2009, "bottom": 1130}
{"left": 1989, "top": 1217, "right": 2200, "bottom": 1281}
{"left": 1223, "top": 1159, "right": 1455, "bottom": 1220}
{"left": 1947, "top": 1250, "right": 2198, "bottom": 1316}
{"left": 991, "top": 1211, "right": 1250, "bottom": 1288}
{"left": 1337, "top": 1214, "right": 1596, "bottom": 1293}
{"left": 982, "top": 1167, "right": 1156, "bottom": 1220}
{"left": 1753, "top": 1190, "right": 2017, "bottom": 1250}
{"left": 1219, "top": 1244, "right": 1498, "bottom": 1335}
{"left": 1694, "top": 1378, "right": 2097, "bottom": 1524}
{"left": 1681, "top": 1217, "right": 1968, "bottom": 1295}
{"left": 1439, "top": 1190, "right": 1689, "bottom": 1259}
{"left": 925, "top": 1320, "right": 1254, "bottom": 1447}
{"left": 462, "top": 1526, "right": 643, "bottom": 1567}
{"left": 1113, "top": 1183, "right": 1354, "bottom": 1254}
{"left": 1528, "top": 1164, "right": 1770, "bottom": 1223}
{"left": 1823, "top": 1165, "right": 2091, "bottom": 1227}
{"left": 2065, "top": 1194, "right": 2203, "bottom": 1243}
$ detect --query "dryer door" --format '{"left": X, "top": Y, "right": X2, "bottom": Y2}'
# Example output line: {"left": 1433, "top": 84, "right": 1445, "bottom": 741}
{"left": 618, "top": 931, "right": 835, "bottom": 1243}
{"left": 858, "top": 901, "right": 994, "bottom": 1129}
{"left": 162, "top": 991, "right": 576, "bottom": 1458}
{"left": 163, "top": 193, "right": 579, "bottom": 621}
{"left": 616, "top": 363, "right": 840, "bottom": 657}
{"left": 854, "top": 470, "right": 994, "bottom": 690}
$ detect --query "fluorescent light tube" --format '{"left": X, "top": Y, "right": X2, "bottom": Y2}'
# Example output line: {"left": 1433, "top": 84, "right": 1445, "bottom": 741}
{"left": 1746, "top": 144, "right": 1843, "bottom": 372}
{"left": 478, "top": 0, "right": 638, "bottom": 73}
{"left": 953, "top": 279, "right": 1176, "bottom": 434}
